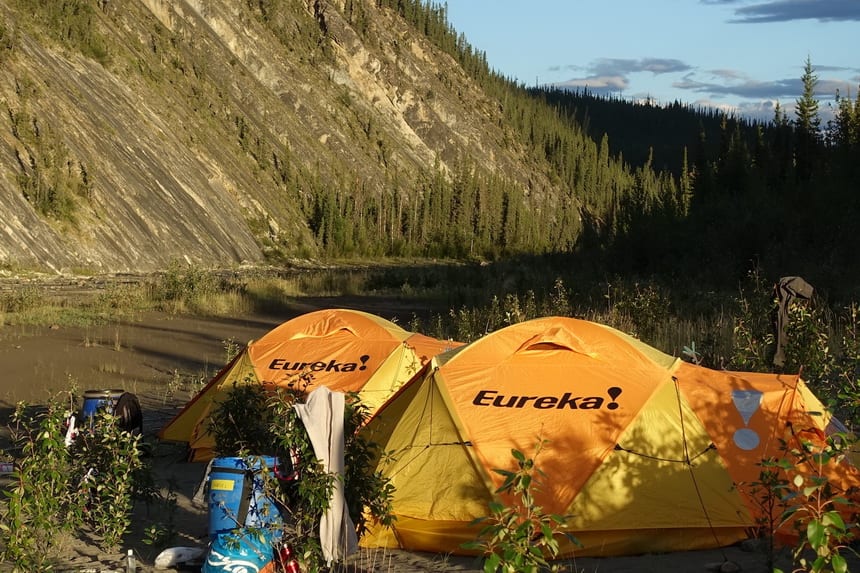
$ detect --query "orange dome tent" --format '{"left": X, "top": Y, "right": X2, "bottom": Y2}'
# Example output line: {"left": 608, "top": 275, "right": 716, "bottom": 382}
{"left": 359, "top": 316, "right": 860, "bottom": 557}
{"left": 158, "top": 308, "right": 460, "bottom": 461}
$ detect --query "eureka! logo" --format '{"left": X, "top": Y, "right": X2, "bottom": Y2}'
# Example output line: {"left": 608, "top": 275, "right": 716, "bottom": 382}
{"left": 472, "top": 387, "right": 622, "bottom": 410}
{"left": 266, "top": 354, "right": 370, "bottom": 373}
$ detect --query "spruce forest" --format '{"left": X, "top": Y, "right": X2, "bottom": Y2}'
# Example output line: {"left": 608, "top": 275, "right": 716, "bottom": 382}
{"left": 322, "top": 2, "right": 860, "bottom": 299}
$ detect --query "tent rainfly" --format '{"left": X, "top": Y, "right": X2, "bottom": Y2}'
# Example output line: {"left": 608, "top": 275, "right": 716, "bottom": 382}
{"left": 359, "top": 316, "right": 860, "bottom": 557}
{"left": 158, "top": 308, "right": 460, "bottom": 461}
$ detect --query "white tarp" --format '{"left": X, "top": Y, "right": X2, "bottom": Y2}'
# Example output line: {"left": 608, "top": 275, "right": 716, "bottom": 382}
{"left": 293, "top": 386, "right": 358, "bottom": 565}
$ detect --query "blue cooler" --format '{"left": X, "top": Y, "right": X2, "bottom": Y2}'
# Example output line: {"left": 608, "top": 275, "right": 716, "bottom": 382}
{"left": 81, "top": 389, "right": 125, "bottom": 422}
{"left": 207, "top": 456, "right": 283, "bottom": 537}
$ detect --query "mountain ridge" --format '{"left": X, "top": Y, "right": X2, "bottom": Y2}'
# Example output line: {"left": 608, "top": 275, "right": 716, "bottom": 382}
{"left": 1, "top": 0, "right": 559, "bottom": 274}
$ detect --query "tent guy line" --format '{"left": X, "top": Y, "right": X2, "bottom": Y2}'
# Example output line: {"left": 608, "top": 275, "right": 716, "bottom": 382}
{"left": 613, "top": 442, "right": 717, "bottom": 464}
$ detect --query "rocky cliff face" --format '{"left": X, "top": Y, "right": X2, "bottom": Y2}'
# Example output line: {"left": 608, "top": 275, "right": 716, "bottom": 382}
{"left": 0, "top": 0, "right": 550, "bottom": 274}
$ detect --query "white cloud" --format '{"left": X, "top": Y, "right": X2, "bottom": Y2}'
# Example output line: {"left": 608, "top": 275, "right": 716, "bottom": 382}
{"left": 553, "top": 75, "right": 629, "bottom": 94}
{"left": 727, "top": 0, "right": 860, "bottom": 23}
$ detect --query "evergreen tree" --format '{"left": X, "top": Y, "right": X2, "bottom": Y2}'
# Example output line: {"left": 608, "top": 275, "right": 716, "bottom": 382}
{"left": 794, "top": 56, "right": 821, "bottom": 181}
{"left": 828, "top": 87, "right": 860, "bottom": 149}
{"left": 770, "top": 101, "right": 795, "bottom": 185}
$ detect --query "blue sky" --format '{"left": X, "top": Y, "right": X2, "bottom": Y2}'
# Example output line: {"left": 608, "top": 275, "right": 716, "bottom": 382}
{"left": 443, "top": 0, "right": 860, "bottom": 122}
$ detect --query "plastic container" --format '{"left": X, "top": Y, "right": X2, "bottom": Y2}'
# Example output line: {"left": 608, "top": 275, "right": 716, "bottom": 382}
{"left": 81, "top": 389, "right": 126, "bottom": 421}
{"left": 207, "top": 456, "right": 282, "bottom": 538}
{"left": 126, "top": 548, "right": 136, "bottom": 573}
{"left": 202, "top": 527, "right": 277, "bottom": 573}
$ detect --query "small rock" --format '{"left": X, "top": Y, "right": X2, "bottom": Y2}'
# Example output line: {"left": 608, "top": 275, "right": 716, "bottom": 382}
{"left": 705, "top": 561, "right": 742, "bottom": 573}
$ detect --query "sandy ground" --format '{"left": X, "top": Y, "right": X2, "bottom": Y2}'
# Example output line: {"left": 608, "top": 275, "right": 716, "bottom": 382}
{"left": 0, "top": 300, "right": 846, "bottom": 572}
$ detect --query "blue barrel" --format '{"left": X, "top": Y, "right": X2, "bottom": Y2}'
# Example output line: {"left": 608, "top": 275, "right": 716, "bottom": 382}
{"left": 208, "top": 456, "right": 282, "bottom": 538}
{"left": 81, "top": 389, "right": 125, "bottom": 420}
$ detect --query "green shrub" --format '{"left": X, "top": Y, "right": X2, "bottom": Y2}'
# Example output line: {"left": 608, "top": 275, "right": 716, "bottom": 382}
{"left": 1, "top": 391, "right": 147, "bottom": 569}
{"left": 154, "top": 262, "right": 218, "bottom": 306}
{"left": 1, "top": 399, "right": 79, "bottom": 571}
{"left": 0, "top": 285, "right": 45, "bottom": 314}
{"left": 462, "top": 440, "right": 577, "bottom": 573}
{"left": 209, "top": 382, "right": 395, "bottom": 572}
{"left": 73, "top": 410, "right": 145, "bottom": 548}
{"left": 774, "top": 433, "right": 859, "bottom": 573}
{"left": 210, "top": 382, "right": 275, "bottom": 458}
